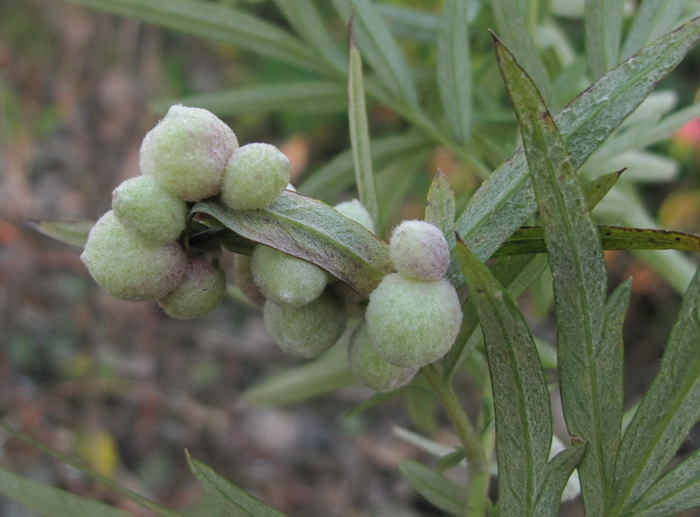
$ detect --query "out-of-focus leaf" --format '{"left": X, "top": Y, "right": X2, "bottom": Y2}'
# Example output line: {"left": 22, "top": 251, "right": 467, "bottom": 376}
{"left": 496, "top": 34, "right": 610, "bottom": 514}
{"left": 151, "top": 82, "right": 347, "bottom": 117}
{"left": 436, "top": 449, "right": 466, "bottom": 473}
{"left": 377, "top": 4, "right": 440, "bottom": 42}
{"left": 0, "top": 467, "right": 133, "bottom": 517}
{"left": 494, "top": 225, "right": 700, "bottom": 256}
{"left": 192, "top": 192, "right": 392, "bottom": 298}
{"left": 348, "top": 31, "right": 381, "bottom": 235}
{"left": 242, "top": 343, "right": 355, "bottom": 406}
{"left": 398, "top": 460, "right": 465, "bottom": 516}
{"left": 0, "top": 423, "right": 182, "bottom": 517}
{"left": 585, "top": 0, "right": 624, "bottom": 78}
{"left": 62, "top": 0, "right": 327, "bottom": 74}
{"left": 610, "top": 266, "right": 700, "bottom": 513}
{"left": 425, "top": 171, "right": 459, "bottom": 285}
{"left": 630, "top": 449, "right": 700, "bottom": 517}
{"left": 621, "top": 0, "right": 693, "bottom": 59}
{"left": 342, "top": 386, "right": 414, "bottom": 418}
{"left": 454, "top": 17, "right": 700, "bottom": 271}
{"left": 30, "top": 220, "right": 94, "bottom": 248}
{"left": 186, "top": 452, "right": 285, "bottom": 517}
{"left": 437, "top": 0, "right": 472, "bottom": 144}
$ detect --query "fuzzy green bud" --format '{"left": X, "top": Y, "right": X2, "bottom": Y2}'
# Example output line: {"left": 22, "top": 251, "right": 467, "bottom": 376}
{"left": 389, "top": 220, "right": 449, "bottom": 281}
{"left": 334, "top": 199, "right": 376, "bottom": 234}
{"left": 348, "top": 319, "right": 417, "bottom": 392}
{"left": 251, "top": 245, "right": 328, "bottom": 306}
{"left": 140, "top": 105, "right": 238, "bottom": 201}
{"left": 80, "top": 211, "right": 187, "bottom": 301}
{"left": 366, "top": 273, "right": 462, "bottom": 368}
{"left": 263, "top": 291, "right": 347, "bottom": 358}
{"left": 112, "top": 175, "right": 188, "bottom": 246}
{"left": 158, "top": 254, "right": 226, "bottom": 319}
{"left": 221, "top": 143, "right": 290, "bottom": 210}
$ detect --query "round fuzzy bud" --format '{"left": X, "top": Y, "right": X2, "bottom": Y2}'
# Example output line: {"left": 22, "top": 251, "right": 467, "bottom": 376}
{"left": 263, "top": 291, "right": 347, "bottom": 358}
{"left": 233, "top": 252, "right": 265, "bottom": 306}
{"left": 112, "top": 175, "right": 188, "bottom": 246}
{"left": 389, "top": 220, "right": 450, "bottom": 281}
{"left": 81, "top": 211, "right": 187, "bottom": 301}
{"left": 158, "top": 254, "right": 226, "bottom": 319}
{"left": 348, "top": 319, "right": 417, "bottom": 392}
{"left": 334, "top": 199, "right": 376, "bottom": 234}
{"left": 221, "top": 143, "right": 290, "bottom": 210}
{"left": 251, "top": 245, "right": 327, "bottom": 306}
{"left": 366, "top": 273, "right": 462, "bottom": 368}
{"left": 140, "top": 105, "right": 238, "bottom": 201}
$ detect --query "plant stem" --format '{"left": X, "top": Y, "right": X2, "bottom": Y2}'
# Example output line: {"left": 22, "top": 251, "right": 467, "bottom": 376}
{"left": 422, "top": 364, "right": 490, "bottom": 516}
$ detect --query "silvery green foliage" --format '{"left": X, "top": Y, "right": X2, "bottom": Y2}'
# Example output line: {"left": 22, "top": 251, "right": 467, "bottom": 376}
{"left": 366, "top": 273, "right": 462, "bottom": 368}
{"left": 263, "top": 290, "right": 347, "bottom": 358}
{"left": 112, "top": 175, "right": 188, "bottom": 246}
{"left": 80, "top": 211, "right": 188, "bottom": 301}
{"left": 140, "top": 105, "right": 239, "bottom": 201}
{"left": 389, "top": 220, "right": 449, "bottom": 281}
{"left": 348, "top": 319, "right": 417, "bottom": 392}
{"left": 222, "top": 143, "right": 291, "bottom": 209}
{"left": 251, "top": 244, "right": 328, "bottom": 306}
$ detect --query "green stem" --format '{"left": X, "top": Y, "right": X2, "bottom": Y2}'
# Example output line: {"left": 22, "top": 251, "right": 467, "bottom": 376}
{"left": 422, "top": 364, "right": 490, "bottom": 517}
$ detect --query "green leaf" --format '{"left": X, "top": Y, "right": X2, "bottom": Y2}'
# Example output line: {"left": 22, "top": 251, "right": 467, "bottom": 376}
{"left": 333, "top": 0, "right": 419, "bottom": 109}
{"left": 456, "top": 239, "right": 554, "bottom": 516}
{"left": 630, "top": 449, "right": 700, "bottom": 517}
{"left": 186, "top": 452, "right": 285, "bottom": 517}
{"left": 425, "top": 170, "right": 459, "bottom": 286}
{"left": 272, "top": 0, "right": 346, "bottom": 74}
{"left": 377, "top": 4, "right": 440, "bottom": 42}
{"left": 436, "top": 449, "right": 466, "bottom": 473}
{"left": 537, "top": 445, "right": 586, "bottom": 515}
{"left": 494, "top": 225, "right": 700, "bottom": 256}
{"left": 621, "top": 0, "right": 693, "bottom": 59}
{"left": 585, "top": 0, "right": 625, "bottom": 78}
{"left": 490, "top": 0, "right": 552, "bottom": 106}
{"left": 61, "top": 0, "right": 327, "bottom": 74}
{"left": 298, "top": 132, "right": 430, "bottom": 199}
{"left": 192, "top": 192, "right": 392, "bottom": 298}
{"left": 242, "top": 342, "right": 355, "bottom": 406}
{"left": 150, "top": 82, "right": 347, "bottom": 117}
{"left": 0, "top": 466, "right": 133, "bottom": 517}
{"left": 454, "top": 17, "right": 700, "bottom": 269}
{"left": 29, "top": 219, "right": 94, "bottom": 248}
{"left": 348, "top": 31, "right": 381, "bottom": 235}
{"left": 342, "top": 386, "right": 414, "bottom": 418}
{"left": 437, "top": 0, "right": 472, "bottom": 144}
{"left": 398, "top": 460, "right": 465, "bottom": 516}
{"left": 0, "top": 423, "right": 182, "bottom": 517}
{"left": 495, "top": 34, "right": 610, "bottom": 514}
{"left": 610, "top": 266, "right": 700, "bottom": 513}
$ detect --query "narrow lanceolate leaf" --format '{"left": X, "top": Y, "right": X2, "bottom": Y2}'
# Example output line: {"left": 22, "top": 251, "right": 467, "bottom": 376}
{"left": 398, "top": 460, "right": 465, "bottom": 516}
{"left": 610, "top": 266, "right": 700, "bottom": 513}
{"left": 348, "top": 31, "right": 381, "bottom": 235}
{"left": 630, "top": 449, "right": 700, "bottom": 517}
{"left": 192, "top": 192, "right": 392, "bottom": 298}
{"left": 494, "top": 225, "right": 700, "bottom": 256}
{"left": 457, "top": 239, "right": 556, "bottom": 516}
{"left": 186, "top": 452, "right": 285, "bottom": 517}
{"left": 437, "top": 0, "right": 472, "bottom": 144}
{"left": 0, "top": 423, "right": 183, "bottom": 517}
{"left": 272, "top": 0, "right": 346, "bottom": 74}
{"left": 30, "top": 220, "right": 94, "bottom": 248}
{"left": 151, "top": 82, "right": 347, "bottom": 117}
{"left": 0, "top": 467, "right": 133, "bottom": 517}
{"left": 425, "top": 170, "right": 459, "bottom": 286}
{"left": 585, "top": 0, "right": 625, "bottom": 78}
{"left": 61, "top": 0, "right": 326, "bottom": 75}
{"left": 621, "top": 0, "right": 693, "bottom": 59}
{"left": 491, "top": 0, "right": 552, "bottom": 105}
{"left": 333, "top": 0, "right": 419, "bottom": 109}
{"left": 537, "top": 446, "right": 586, "bottom": 515}
{"left": 495, "top": 35, "right": 610, "bottom": 515}
{"left": 454, "top": 17, "right": 700, "bottom": 269}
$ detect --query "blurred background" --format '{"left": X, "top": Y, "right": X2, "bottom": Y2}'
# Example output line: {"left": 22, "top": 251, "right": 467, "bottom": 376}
{"left": 1, "top": 0, "right": 699, "bottom": 515}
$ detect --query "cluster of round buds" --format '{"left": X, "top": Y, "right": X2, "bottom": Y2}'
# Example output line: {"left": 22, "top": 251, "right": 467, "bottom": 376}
{"left": 81, "top": 105, "right": 292, "bottom": 320}
{"left": 347, "top": 220, "right": 462, "bottom": 390}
